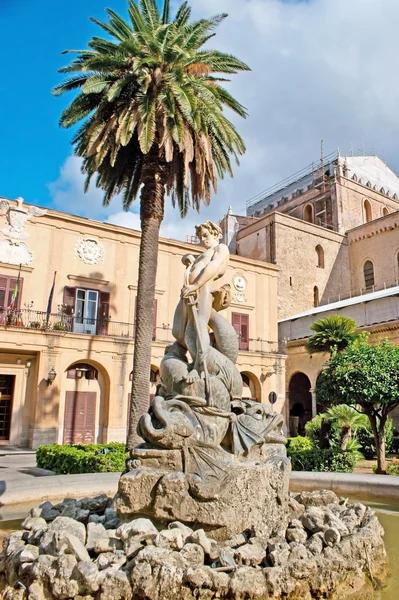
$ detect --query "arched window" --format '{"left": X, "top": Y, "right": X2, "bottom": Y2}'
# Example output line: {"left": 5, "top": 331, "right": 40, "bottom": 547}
{"left": 313, "top": 286, "right": 319, "bottom": 307}
{"left": 363, "top": 260, "right": 375, "bottom": 291}
{"left": 382, "top": 207, "right": 388, "bottom": 217}
{"left": 303, "top": 204, "right": 314, "bottom": 223}
{"left": 364, "top": 199, "right": 372, "bottom": 223}
{"left": 315, "top": 245, "right": 324, "bottom": 268}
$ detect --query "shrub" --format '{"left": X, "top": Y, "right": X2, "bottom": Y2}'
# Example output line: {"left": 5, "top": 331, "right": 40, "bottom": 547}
{"left": 36, "top": 443, "right": 127, "bottom": 474}
{"left": 356, "top": 418, "right": 394, "bottom": 459}
{"left": 386, "top": 459, "right": 399, "bottom": 476}
{"left": 287, "top": 440, "right": 356, "bottom": 473}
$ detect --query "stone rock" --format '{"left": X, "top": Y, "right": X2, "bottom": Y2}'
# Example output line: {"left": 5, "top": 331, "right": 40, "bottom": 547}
{"left": 288, "top": 541, "right": 308, "bottom": 561}
{"left": 41, "top": 508, "right": 61, "bottom": 521}
{"left": 180, "top": 543, "right": 205, "bottom": 568}
{"left": 167, "top": 521, "right": 193, "bottom": 541}
{"left": 94, "top": 537, "right": 123, "bottom": 554}
{"left": 19, "top": 544, "right": 40, "bottom": 562}
{"left": 41, "top": 516, "right": 86, "bottom": 551}
{"left": 295, "top": 490, "right": 339, "bottom": 507}
{"left": 31, "top": 554, "right": 57, "bottom": 582}
{"left": 116, "top": 517, "right": 158, "bottom": 541}
{"left": 218, "top": 547, "right": 236, "bottom": 569}
{"left": 264, "top": 566, "right": 296, "bottom": 598}
{"left": 286, "top": 527, "right": 308, "bottom": 543}
{"left": 39, "top": 501, "right": 53, "bottom": 512}
{"left": 325, "top": 513, "right": 349, "bottom": 537}
{"left": 74, "top": 560, "right": 100, "bottom": 595}
{"left": 29, "top": 507, "right": 43, "bottom": 518}
{"left": 287, "top": 496, "right": 305, "bottom": 520}
{"left": 234, "top": 543, "right": 266, "bottom": 567}
{"left": 155, "top": 528, "right": 184, "bottom": 550}
{"left": 95, "top": 552, "right": 126, "bottom": 571}
{"left": 301, "top": 507, "right": 327, "bottom": 533}
{"left": 306, "top": 532, "right": 324, "bottom": 555}
{"left": 52, "top": 554, "right": 79, "bottom": 599}
{"left": 268, "top": 541, "right": 290, "bottom": 567}
{"left": 80, "top": 494, "right": 109, "bottom": 513}
{"left": 124, "top": 538, "right": 143, "bottom": 559}
{"left": 222, "top": 532, "right": 248, "bottom": 548}
{"left": 86, "top": 522, "right": 108, "bottom": 551}
{"left": 27, "top": 581, "right": 52, "bottom": 600}
{"left": 116, "top": 455, "right": 290, "bottom": 541}
{"left": 130, "top": 562, "right": 156, "bottom": 599}
{"left": 21, "top": 516, "right": 47, "bottom": 531}
{"left": 61, "top": 533, "right": 91, "bottom": 562}
{"left": 98, "top": 568, "right": 133, "bottom": 600}
{"left": 230, "top": 567, "right": 268, "bottom": 597}
{"left": 134, "top": 545, "right": 186, "bottom": 569}
{"left": 88, "top": 514, "right": 106, "bottom": 525}
{"left": 187, "top": 529, "right": 212, "bottom": 555}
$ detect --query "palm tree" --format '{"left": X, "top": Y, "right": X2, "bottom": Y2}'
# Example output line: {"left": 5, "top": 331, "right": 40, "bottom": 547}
{"left": 326, "top": 405, "right": 368, "bottom": 450}
{"left": 305, "top": 315, "right": 359, "bottom": 357}
{"left": 54, "top": 0, "right": 250, "bottom": 449}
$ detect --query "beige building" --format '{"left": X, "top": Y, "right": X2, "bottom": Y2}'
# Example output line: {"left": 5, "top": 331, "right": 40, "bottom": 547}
{"left": 0, "top": 198, "right": 286, "bottom": 448}
{"left": 220, "top": 152, "right": 399, "bottom": 433}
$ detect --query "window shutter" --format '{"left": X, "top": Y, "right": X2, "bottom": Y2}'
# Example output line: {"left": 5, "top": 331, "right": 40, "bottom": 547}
{"left": 97, "top": 291, "right": 110, "bottom": 335}
{"left": 232, "top": 312, "right": 249, "bottom": 351}
{"left": 63, "top": 286, "right": 76, "bottom": 316}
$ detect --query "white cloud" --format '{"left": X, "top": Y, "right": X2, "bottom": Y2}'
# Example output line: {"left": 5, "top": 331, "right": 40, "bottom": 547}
{"left": 49, "top": 0, "right": 399, "bottom": 235}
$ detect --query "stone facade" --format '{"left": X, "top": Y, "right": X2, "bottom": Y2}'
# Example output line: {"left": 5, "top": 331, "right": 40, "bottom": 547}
{"left": 220, "top": 153, "right": 399, "bottom": 433}
{"left": 0, "top": 198, "right": 285, "bottom": 448}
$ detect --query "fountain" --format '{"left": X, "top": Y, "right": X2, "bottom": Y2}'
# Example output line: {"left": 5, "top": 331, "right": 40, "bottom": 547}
{"left": 0, "top": 221, "right": 389, "bottom": 599}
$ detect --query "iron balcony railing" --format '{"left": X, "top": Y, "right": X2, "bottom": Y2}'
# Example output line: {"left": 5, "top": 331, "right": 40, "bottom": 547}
{"left": 0, "top": 308, "right": 280, "bottom": 353}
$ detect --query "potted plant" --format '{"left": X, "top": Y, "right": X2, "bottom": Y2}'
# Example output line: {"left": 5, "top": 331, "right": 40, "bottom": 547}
{"left": 53, "top": 322, "right": 66, "bottom": 331}
{"left": 29, "top": 321, "right": 41, "bottom": 329}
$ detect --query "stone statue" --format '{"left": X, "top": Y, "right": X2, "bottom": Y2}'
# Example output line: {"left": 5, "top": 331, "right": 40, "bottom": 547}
{"left": 117, "top": 221, "right": 289, "bottom": 540}
{"left": 0, "top": 197, "right": 47, "bottom": 240}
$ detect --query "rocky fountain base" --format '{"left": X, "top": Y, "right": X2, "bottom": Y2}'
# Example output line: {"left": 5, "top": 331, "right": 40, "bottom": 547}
{"left": 0, "top": 488, "right": 388, "bottom": 600}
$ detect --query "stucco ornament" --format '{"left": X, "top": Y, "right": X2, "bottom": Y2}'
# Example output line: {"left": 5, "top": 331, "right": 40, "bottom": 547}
{"left": 0, "top": 197, "right": 46, "bottom": 241}
{"left": 75, "top": 236, "right": 104, "bottom": 265}
{"left": 117, "top": 221, "right": 289, "bottom": 539}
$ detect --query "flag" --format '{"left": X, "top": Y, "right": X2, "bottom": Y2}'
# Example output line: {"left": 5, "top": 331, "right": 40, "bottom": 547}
{"left": 8, "top": 265, "right": 21, "bottom": 312}
{"left": 46, "top": 271, "right": 57, "bottom": 319}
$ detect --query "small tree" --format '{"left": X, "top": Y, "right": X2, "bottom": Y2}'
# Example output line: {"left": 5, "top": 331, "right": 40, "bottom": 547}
{"left": 306, "top": 315, "right": 359, "bottom": 356}
{"left": 316, "top": 338, "right": 399, "bottom": 473}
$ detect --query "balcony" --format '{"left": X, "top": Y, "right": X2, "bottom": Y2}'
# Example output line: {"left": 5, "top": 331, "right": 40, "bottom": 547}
{"left": 0, "top": 308, "right": 280, "bottom": 355}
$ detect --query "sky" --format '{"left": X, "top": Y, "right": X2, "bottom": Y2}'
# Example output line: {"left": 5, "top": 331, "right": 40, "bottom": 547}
{"left": 2, "top": 0, "right": 399, "bottom": 240}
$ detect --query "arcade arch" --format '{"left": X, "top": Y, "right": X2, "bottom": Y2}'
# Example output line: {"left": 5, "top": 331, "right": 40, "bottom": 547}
{"left": 288, "top": 372, "right": 312, "bottom": 436}
{"left": 240, "top": 371, "right": 261, "bottom": 402}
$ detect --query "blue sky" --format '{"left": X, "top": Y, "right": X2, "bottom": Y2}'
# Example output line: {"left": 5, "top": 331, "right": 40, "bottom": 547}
{"left": 2, "top": 0, "right": 399, "bottom": 239}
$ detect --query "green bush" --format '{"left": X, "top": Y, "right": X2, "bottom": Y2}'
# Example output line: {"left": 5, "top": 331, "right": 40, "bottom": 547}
{"left": 356, "top": 418, "right": 394, "bottom": 459}
{"left": 287, "top": 440, "right": 356, "bottom": 473}
{"left": 386, "top": 460, "right": 399, "bottom": 476}
{"left": 36, "top": 443, "right": 127, "bottom": 474}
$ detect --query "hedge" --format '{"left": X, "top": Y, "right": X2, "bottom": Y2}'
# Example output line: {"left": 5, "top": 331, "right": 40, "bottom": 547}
{"left": 287, "top": 436, "right": 356, "bottom": 473}
{"left": 36, "top": 443, "right": 127, "bottom": 474}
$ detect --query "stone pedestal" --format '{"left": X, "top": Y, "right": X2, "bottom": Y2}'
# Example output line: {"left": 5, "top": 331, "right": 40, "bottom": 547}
{"left": 115, "top": 448, "right": 291, "bottom": 541}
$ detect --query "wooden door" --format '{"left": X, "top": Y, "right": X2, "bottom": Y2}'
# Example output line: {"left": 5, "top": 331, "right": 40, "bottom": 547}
{"left": 232, "top": 312, "right": 249, "bottom": 351}
{"left": 63, "top": 391, "right": 96, "bottom": 445}
{"left": 0, "top": 375, "right": 14, "bottom": 440}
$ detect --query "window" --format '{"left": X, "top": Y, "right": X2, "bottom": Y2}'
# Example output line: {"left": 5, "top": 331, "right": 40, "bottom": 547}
{"left": 0, "top": 275, "right": 23, "bottom": 324}
{"left": 232, "top": 312, "right": 249, "bottom": 351}
{"left": 315, "top": 245, "right": 324, "bottom": 268}
{"left": 303, "top": 204, "right": 314, "bottom": 223}
{"left": 363, "top": 260, "right": 375, "bottom": 291}
{"left": 363, "top": 199, "right": 372, "bottom": 223}
{"left": 313, "top": 286, "right": 319, "bottom": 307}
{"left": 382, "top": 207, "right": 389, "bottom": 217}
{"left": 63, "top": 286, "right": 110, "bottom": 335}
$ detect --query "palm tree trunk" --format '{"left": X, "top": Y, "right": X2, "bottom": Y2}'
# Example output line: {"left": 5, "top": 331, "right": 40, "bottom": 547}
{"left": 127, "top": 149, "right": 165, "bottom": 451}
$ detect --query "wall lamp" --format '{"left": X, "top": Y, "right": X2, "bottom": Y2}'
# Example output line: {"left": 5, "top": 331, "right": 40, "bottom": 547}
{"left": 26, "top": 360, "right": 32, "bottom": 376}
{"left": 46, "top": 367, "right": 57, "bottom": 386}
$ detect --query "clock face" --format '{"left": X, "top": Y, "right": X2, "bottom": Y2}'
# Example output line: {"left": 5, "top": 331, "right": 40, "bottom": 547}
{"left": 233, "top": 275, "right": 246, "bottom": 291}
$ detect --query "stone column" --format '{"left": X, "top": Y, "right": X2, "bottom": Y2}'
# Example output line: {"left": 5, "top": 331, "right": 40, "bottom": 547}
{"left": 310, "top": 388, "right": 317, "bottom": 418}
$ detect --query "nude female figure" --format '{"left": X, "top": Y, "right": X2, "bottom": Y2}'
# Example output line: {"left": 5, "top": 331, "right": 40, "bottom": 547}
{"left": 172, "top": 221, "right": 229, "bottom": 383}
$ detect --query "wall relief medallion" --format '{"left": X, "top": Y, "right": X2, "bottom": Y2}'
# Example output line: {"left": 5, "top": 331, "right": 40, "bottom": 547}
{"left": 0, "top": 239, "right": 33, "bottom": 265}
{"left": 75, "top": 236, "right": 105, "bottom": 265}
{"left": 0, "top": 197, "right": 47, "bottom": 241}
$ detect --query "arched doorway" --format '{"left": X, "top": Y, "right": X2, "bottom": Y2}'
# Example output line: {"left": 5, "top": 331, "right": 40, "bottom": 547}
{"left": 289, "top": 372, "right": 312, "bottom": 436}
{"left": 240, "top": 371, "right": 261, "bottom": 402}
{"left": 304, "top": 204, "right": 314, "bottom": 223}
{"left": 62, "top": 361, "right": 109, "bottom": 445}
